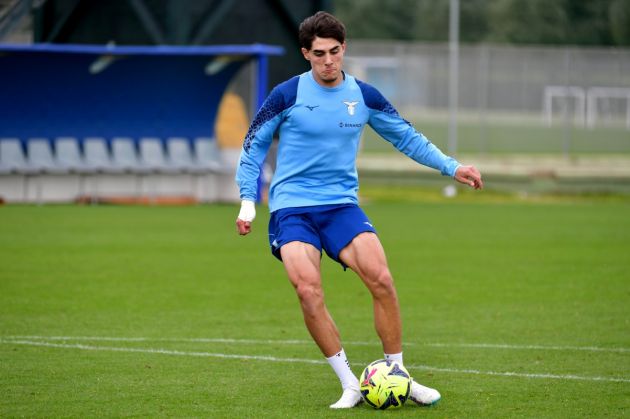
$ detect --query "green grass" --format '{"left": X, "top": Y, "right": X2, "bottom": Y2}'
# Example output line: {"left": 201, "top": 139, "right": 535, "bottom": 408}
{"left": 1, "top": 195, "right": 629, "bottom": 417}
{"left": 362, "top": 119, "right": 630, "bottom": 155}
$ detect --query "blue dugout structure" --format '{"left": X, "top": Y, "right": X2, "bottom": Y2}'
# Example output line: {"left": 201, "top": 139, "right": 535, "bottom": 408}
{"left": 0, "top": 43, "right": 283, "bottom": 140}
{"left": 0, "top": 43, "right": 283, "bottom": 203}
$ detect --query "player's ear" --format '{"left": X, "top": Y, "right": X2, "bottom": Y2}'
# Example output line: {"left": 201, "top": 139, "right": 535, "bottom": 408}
{"left": 301, "top": 47, "right": 310, "bottom": 61}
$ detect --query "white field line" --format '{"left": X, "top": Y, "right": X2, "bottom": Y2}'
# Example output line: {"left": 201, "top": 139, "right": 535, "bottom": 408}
{"left": 425, "top": 342, "right": 630, "bottom": 354}
{"left": 5, "top": 335, "right": 630, "bottom": 354}
{"left": 0, "top": 339, "right": 324, "bottom": 365}
{"left": 1, "top": 338, "right": 629, "bottom": 384}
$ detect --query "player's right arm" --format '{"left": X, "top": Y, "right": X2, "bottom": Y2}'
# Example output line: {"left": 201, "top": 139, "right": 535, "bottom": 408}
{"left": 235, "top": 80, "right": 296, "bottom": 235}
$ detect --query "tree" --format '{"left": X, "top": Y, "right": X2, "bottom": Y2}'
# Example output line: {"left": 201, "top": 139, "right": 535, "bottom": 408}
{"left": 609, "top": 0, "right": 630, "bottom": 45}
{"left": 333, "top": 0, "right": 630, "bottom": 46}
{"left": 335, "top": 0, "right": 418, "bottom": 40}
{"left": 486, "top": 0, "right": 568, "bottom": 44}
{"left": 565, "top": 0, "right": 614, "bottom": 46}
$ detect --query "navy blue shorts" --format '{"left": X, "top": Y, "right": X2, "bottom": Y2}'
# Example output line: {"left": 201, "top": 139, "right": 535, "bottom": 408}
{"left": 268, "top": 204, "right": 377, "bottom": 266}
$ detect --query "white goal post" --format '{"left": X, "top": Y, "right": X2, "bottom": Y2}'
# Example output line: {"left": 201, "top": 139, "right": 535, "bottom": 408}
{"left": 544, "top": 85, "right": 630, "bottom": 130}
{"left": 543, "top": 86, "right": 586, "bottom": 127}
{"left": 586, "top": 87, "right": 630, "bottom": 130}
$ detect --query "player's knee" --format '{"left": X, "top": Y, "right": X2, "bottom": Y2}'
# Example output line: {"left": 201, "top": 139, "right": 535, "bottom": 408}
{"left": 295, "top": 282, "right": 324, "bottom": 308}
{"left": 367, "top": 268, "right": 396, "bottom": 298}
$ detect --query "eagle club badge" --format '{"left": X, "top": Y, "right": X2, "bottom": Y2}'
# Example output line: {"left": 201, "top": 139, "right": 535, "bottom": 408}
{"left": 343, "top": 101, "right": 359, "bottom": 116}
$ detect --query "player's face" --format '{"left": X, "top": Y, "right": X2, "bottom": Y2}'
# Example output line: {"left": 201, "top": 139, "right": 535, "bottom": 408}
{"left": 301, "top": 37, "right": 345, "bottom": 87}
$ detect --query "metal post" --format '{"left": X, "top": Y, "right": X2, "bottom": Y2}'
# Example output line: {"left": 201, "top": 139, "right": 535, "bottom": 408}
{"left": 448, "top": 0, "right": 459, "bottom": 156}
{"left": 256, "top": 53, "right": 269, "bottom": 110}
{"left": 563, "top": 48, "right": 571, "bottom": 158}
{"left": 255, "top": 53, "right": 269, "bottom": 201}
{"left": 478, "top": 45, "right": 489, "bottom": 155}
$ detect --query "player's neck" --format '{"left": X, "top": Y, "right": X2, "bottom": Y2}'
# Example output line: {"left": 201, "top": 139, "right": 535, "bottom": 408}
{"left": 312, "top": 70, "right": 346, "bottom": 88}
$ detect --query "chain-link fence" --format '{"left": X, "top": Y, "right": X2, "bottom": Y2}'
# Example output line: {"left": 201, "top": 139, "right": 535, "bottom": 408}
{"left": 345, "top": 41, "right": 630, "bottom": 155}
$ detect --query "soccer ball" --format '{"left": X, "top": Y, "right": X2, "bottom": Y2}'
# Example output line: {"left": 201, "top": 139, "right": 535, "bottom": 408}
{"left": 359, "top": 359, "right": 411, "bottom": 409}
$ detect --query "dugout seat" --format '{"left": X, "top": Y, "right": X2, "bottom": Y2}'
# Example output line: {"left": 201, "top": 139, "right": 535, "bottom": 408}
{"left": 55, "top": 137, "right": 87, "bottom": 173}
{"left": 193, "top": 137, "right": 224, "bottom": 173}
{"left": 27, "top": 138, "right": 65, "bottom": 174}
{"left": 139, "top": 137, "right": 170, "bottom": 173}
{"left": 83, "top": 137, "right": 113, "bottom": 173}
{"left": 166, "top": 137, "right": 195, "bottom": 173}
{"left": 26, "top": 138, "right": 66, "bottom": 204}
{"left": 111, "top": 137, "right": 142, "bottom": 173}
{"left": 0, "top": 138, "right": 29, "bottom": 174}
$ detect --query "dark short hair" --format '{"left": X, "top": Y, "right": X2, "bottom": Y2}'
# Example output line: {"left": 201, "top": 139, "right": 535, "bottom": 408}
{"left": 298, "top": 11, "right": 346, "bottom": 50}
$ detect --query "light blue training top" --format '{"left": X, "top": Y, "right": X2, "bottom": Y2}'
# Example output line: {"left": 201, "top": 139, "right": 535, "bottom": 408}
{"left": 235, "top": 70, "right": 461, "bottom": 213}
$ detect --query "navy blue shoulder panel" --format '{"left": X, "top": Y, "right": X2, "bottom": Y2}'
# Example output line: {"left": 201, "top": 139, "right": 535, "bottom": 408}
{"left": 277, "top": 75, "right": 299, "bottom": 108}
{"left": 243, "top": 76, "right": 299, "bottom": 152}
{"left": 356, "top": 79, "right": 399, "bottom": 117}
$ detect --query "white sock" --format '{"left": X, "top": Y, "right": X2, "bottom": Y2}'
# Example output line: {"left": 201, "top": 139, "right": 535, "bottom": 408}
{"left": 384, "top": 351, "right": 403, "bottom": 364}
{"left": 326, "top": 348, "right": 357, "bottom": 390}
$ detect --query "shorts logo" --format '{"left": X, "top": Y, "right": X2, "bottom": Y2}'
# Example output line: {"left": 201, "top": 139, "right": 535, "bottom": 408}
{"left": 364, "top": 222, "right": 373, "bottom": 227}
{"left": 343, "top": 101, "right": 359, "bottom": 115}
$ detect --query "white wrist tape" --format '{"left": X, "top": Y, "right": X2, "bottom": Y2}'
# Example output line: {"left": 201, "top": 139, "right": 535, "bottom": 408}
{"left": 237, "top": 200, "right": 256, "bottom": 222}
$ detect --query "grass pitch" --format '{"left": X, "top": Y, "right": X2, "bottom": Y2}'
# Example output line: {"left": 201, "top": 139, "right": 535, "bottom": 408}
{"left": 1, "top": 192, "right": 629, "bottom": 417}
{"left": 362, "top": 118, "right": 630, "bottom": 155}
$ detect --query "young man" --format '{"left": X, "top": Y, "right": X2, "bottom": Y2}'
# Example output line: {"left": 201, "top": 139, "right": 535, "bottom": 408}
{"left": 235, "top": 11, "right": 483, "bottom": 409}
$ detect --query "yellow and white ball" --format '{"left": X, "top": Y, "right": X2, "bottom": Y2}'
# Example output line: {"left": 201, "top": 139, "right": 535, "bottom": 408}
{"left": 359, "top": 359, "right": 411, "bottom": 409}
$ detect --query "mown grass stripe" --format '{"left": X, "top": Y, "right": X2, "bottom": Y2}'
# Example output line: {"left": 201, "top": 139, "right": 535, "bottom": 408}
{"left": 6, "top": 335, "right": 629, "bottom": 353}
{"left": 2, "top": 338, "right": 628, "bottom": 384}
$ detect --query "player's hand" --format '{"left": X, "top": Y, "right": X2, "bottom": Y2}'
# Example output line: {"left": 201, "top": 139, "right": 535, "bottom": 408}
{"left": 236, "top": 199, "right": 256, "bottom": 235}
{"left": 454, "top": 165, "right": 483, "bottom": 190}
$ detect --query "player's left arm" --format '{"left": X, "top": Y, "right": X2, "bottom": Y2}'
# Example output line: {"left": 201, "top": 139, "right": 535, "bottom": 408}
{"left": 373, "top": 113, "right": 483, "bottom": 190}
{"left": 359, "top": 81, "right": 482, "bottom": 189}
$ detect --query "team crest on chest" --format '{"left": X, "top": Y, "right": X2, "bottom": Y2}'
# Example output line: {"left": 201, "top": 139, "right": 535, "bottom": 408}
{"left": 343, "top": 101, "right": 359, "bottom": 116}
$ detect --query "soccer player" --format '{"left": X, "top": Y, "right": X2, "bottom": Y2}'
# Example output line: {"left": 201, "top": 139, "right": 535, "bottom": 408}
{"left": 235, "top": 11, "right": 483, "bottom": 409}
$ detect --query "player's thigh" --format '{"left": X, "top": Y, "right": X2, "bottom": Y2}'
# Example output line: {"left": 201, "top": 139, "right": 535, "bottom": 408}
{"left": 339, "top": 232, "right": 391, "bottom": 283}
{"left": 280, "top": 241, "right": 323, "bottom": 289}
